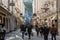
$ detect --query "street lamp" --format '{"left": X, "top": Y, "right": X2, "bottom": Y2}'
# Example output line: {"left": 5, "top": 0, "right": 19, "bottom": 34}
{"left": 9, "top": 0, "right": 15, "bottom": 14}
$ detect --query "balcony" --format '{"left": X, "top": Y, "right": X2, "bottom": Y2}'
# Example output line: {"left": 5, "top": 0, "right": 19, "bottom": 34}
{"left": 0, "top": 3, "right": 8, "bottom": 11}
{"left": 0, "top": 0, "right": 14, "bottom": 14}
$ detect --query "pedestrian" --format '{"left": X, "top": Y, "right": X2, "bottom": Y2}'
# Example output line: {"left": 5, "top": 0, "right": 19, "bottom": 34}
{"left": 2, "top": 24, "right": 6, "bottom": 40}
{"left": 35, "top": 25, "right": 40, "bottom": 37}
{"left": 27, "top": 25, "right": 32, "bottom": 39}
{"left": 0, "top": 24, "right": 3, "bottom": 40}
{"left": 40, "top": 25, "right": 43, "bottom": 37}
{"left": 20, "top": 24, "right": 26, "bottom": 39}
{"left": 50, "top": 24, "right": 57, "bottom": 40}
{"left": 43, "top": 24, "right": 49, "bottom": 40}
{"left": 0, "top": 24, "right": 6, "bottom": 40}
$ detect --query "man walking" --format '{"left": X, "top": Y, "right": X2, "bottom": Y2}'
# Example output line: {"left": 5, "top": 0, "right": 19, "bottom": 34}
{"left": 50, "top": 24, "right": 57, "bottom": 40}
{"left": 43, "top": 24, "right": 49, "bottom": 40}
{"left": 20, "top": 24, "right": 26, "bottom": 39}
{"left": 27, "top": 25, "right": 32, "bottom": 39}
{"left": 35, "top": 25, "right": 40, "bottom": 37}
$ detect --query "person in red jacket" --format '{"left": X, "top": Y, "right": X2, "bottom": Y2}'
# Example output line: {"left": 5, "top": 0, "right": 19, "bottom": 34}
{"left": 50, "top": 24, "right": 57, "bottom": 40}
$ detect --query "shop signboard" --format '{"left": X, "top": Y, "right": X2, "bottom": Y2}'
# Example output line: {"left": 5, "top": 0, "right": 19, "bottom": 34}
{"left": 9, "top": 3, "right": 15, "bottom": 6}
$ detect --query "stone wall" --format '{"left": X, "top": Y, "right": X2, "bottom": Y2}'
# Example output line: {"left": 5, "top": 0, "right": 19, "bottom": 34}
{"left": 58, "top": 0, "right": 60, "bottom": 35}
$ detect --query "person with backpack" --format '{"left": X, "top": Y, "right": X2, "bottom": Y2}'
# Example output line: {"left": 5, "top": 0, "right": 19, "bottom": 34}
{"left": 50, "top": 24, "right": 57, "bottom": 40}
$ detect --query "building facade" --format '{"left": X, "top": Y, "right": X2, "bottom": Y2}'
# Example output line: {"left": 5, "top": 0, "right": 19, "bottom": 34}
{"left": 0, "top": 0, "right": 23, "bottom": 32}
{"left": 57, "top": 0, "right": 60, "bottom": 35}
{"left": 32, "top": 0, "right": 57, "bottom": 25}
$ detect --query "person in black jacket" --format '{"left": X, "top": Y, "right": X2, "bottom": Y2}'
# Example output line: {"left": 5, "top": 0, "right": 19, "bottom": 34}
{"left": 20, "top": 24, "right": 26, "bottom": 39}
{"left": 35, "top": 25, "right": 40, "bottom": 37}
{"left": 40, "top": 25, "right": 43, "bottom": 36}
{"left": 2, "top": 24, "right": 6, "bottom": 40}
{"left": 0, "top": 24, "right": 2, "bottom": 40}
{"left": 43, "top": 24, "right": 49, "bottom": 40}
{"left": 0, "top": 24, "right": 6, "bottom": 40}
{"left": 27, "top": 25, "right": 32, "bottom": 39}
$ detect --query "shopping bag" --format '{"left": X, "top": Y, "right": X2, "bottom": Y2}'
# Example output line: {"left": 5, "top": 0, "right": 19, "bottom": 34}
{"left": 25, "top": 32, "right": 28, "bottom": 36}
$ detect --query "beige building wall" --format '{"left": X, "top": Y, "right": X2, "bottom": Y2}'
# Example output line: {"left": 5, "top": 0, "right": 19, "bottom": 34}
{"left": 0, "top": 0, "right": 25, "bottom": 17}
{"left": 0, "top": 0, "right": 24, "bottom": 32}
{"left": 33, "top": 0, "right": 56, "bottom": 19}
{"left": 58, "top": 0, "right": 60, "bottom": 35}
{"left": 0, "top": 0, "right": 8, "bottom": 11}
{"left": 15, "top": 0, "right": 25, "bottom": 17}
{"left": 32, "top": 0, "right": 57, "bottom": 27}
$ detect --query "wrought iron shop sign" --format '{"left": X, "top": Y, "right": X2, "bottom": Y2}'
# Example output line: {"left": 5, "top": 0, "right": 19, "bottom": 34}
{"left": 9, "top": 3, "right": 15, "bottom": 6}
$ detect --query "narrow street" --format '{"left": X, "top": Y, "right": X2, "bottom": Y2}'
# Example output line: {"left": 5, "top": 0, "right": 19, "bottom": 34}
{"left": 0, "top": 0, "right": 60, "bottom": 40}
{"left": 5, "top": 29, "right": 60, "bottom": 40}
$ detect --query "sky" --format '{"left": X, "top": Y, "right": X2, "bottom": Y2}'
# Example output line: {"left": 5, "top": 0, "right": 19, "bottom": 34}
{"left": 23, "top": 0, "right": 32, "bottom": 3}
{"left": 24, "top": 0, "right": 32, "bottom": 24}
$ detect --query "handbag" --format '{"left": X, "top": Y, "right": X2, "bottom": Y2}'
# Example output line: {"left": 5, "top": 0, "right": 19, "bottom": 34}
{"left": 25, "top": 32, "right": 28, "bottom": 36}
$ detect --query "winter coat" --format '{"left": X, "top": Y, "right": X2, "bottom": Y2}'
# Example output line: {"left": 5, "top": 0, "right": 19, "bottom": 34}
{"left": 27, "top": 25, "right": 32, "bottom": 33}
{"left": 43, "top": 27, "right": 49, "bottom": 35}
{"left": 50, "top": 27, "right": 57, "bottom": 35}
{"left": 35, "top": 25, "right": 40, "bottom": 31}
{"left": 20, "top": 25, "right": 26, "bottom": 32}
{"left": 40, "top": 27, "right": 43, "bottom": 33}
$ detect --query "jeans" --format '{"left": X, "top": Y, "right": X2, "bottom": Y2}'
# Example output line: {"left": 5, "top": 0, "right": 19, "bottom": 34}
{"left": 22, "top": 31, "right": 25, "bottom": 39}
{"left": 28, "top": 32, "right": 31, "bottom": 39}
{"left": 51, "top": 34, "right": 56, "bottom": 40}
{"left": 37, "top": 31, "right": 39, "bottom": 36}
{"left": 44, "top": 34, "right": 48, "bottom": 40}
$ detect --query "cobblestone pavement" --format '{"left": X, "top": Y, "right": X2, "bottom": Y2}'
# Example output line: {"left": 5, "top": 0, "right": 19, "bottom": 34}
{"left": 5, "top": 29, "right": 60, "bottom": 40}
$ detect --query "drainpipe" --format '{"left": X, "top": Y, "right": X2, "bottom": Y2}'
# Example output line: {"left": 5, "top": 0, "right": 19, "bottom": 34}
{"left": 12, "top": 0, "right": 13, "bottom": 14}
{"left": 8, "top": 0, "right": 10, "bottom": 11}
